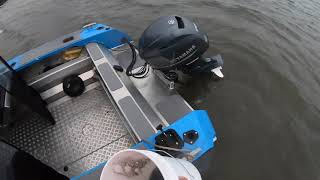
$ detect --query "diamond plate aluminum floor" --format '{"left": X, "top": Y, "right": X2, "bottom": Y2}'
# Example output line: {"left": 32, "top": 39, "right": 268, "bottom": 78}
{"left": 7, "top": 86, "right": 134, "bottom": 177}
{"left": 59, "top": 135, "right": 133, "bottom": 177}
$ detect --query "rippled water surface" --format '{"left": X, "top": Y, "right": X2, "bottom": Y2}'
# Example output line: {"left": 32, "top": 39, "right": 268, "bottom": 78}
{"left": 1, "top": 0, "right": 320, "bottom": 179}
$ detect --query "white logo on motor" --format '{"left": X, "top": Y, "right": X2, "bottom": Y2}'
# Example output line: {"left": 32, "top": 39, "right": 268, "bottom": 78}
{"left": 168, "top": 19, "right": 175, "bottom": 24}
{"left": 175, "top": 45, "right": 197, "bottom": 61}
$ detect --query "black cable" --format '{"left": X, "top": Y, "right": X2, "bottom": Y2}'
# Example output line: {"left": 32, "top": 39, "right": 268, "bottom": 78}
{"left": 125, "top": 40, "right": 137, "bottom": 76}
{"left": 132, "top": 63, "right": 150, "bottom": 79}
{"left": 121, "top": 38, "right": 149, "bottom": 79}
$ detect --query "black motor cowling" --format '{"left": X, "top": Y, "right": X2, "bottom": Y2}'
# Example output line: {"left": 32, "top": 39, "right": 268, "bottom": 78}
{"left": 138, "top": 15, "right": 209, "bottom": 71}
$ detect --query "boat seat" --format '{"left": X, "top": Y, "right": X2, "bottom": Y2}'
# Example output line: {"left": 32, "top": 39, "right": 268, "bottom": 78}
{"left": 0, "top": 140, "right": 69, "bottom": 180}
{"left": 0, "top": 56, "right": 55, "bottom": 129}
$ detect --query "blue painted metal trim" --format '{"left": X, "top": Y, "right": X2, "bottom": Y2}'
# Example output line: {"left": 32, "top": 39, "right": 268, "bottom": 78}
{"left": 71, "top": 110, "right": 216, "bottom": 179}
{"left": 8, "top": 24, "right": 132, "bottom": 71}
{"left": 135, "top": 110, "right": 216, "bottom": 161}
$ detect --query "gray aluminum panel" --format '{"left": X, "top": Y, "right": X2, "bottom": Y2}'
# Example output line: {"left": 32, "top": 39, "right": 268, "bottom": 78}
{"left": 86, "top": 43, "right": 104, "bottom": 61}
{"left": 113, "top": 49, "right": 193, "bottom": 125}
{"left": 156, "top": 94, "right": 192, "bottom": 122}
{"left": 76, "top": 167, "right": 102, "bottom": 180}
{"left": 43, "top": 79, "right": 98, "bottom": 104}
{"left": 118, "top": 96, "right": 155, "bottom": 140}
{"left": 7, "top": 107, "right": 52, "bottom": 140}
{"left": 117, "top": 72, "right": 167, "bottom": 128}
{"left": 7, "top": 87, "right": 133, "bottom": 176}
{"left": 27, "top": 54, "right": 92, "bottom": 91}
{"left": 97, "top": 63, "right": 123, "bottom": 91}
{"left": 87, "top": 43, "right": 158, "bottom": 141}
{"left": 59, "top": 135, "right": 133, "bottom": 178}
{"left": 19, "top": 30, "right": 81, "bottom": 65}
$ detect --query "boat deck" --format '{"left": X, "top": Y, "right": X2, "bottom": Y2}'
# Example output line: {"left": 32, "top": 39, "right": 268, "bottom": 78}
{"left": 6, "top": 85, "right": 134, "bottom": 177}
{"left": 3, "top": 43, "right": 193, "bottom": 178}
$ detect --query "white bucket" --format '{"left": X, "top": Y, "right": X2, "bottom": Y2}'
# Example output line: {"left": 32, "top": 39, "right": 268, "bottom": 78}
{"left": 100, "top": 149, "right": 202, "bottom": 180}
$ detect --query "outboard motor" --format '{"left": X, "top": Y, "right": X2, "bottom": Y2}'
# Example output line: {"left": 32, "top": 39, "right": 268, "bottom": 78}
{"left": 138, "top": 15, "right": 224, "bottom": 80}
